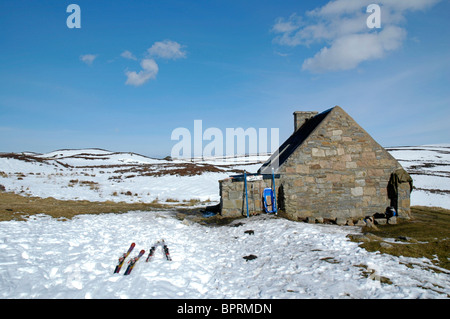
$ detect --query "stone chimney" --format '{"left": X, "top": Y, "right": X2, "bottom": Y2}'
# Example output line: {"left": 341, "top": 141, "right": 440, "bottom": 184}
{"left": 294, "top": 111, "right": 318, "bottom": 132}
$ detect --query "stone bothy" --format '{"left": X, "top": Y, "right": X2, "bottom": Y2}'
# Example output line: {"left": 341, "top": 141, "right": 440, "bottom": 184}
{"left": 219, "top": 106, "right": 412, "bottom": 224}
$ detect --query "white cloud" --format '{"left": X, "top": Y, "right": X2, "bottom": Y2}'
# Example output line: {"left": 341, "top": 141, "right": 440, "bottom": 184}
{"left": 120, "top": 50, "right": 137, "bottom": 60}
{"left": 302, "top": 26, "right": 406, "bottom": 72}
{"left": 147, "top": 40, "right": 187, "bottom": 60}
{"left": 272, "top": 0, "right": 441, "bottom": 73}
{"left": 384, "top": 0, "right": 441, "bottom": 12}
{"left": 272, "top": 13, "right": 302, "bottom": 34}
{"left": 80, "top": 54, "right": 97, "bottom": 65}
{"left": 122, "top": 39, "right": 186, "bottom": 86}
{"left": 125, "top": 58, "right": 159, "bottom": 86}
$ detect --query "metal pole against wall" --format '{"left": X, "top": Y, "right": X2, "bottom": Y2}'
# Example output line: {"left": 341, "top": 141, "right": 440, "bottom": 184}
{"left": 272, "top": 167, "right": 277, "bottom": 215}
{"left": 244, "top": 171, "right": 249, "bottom": 218}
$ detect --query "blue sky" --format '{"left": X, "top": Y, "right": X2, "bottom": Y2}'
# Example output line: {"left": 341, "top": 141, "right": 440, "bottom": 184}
{"left": 0, "top": 0, "right": 449, "bottom": 157}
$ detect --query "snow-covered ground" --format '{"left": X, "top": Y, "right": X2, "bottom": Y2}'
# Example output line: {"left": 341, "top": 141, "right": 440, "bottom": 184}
{"left": 0, "top": 145, "right": 449, "bottom": 299}
{"left": 1, "top": 212, "right": 449, "bottom": 299}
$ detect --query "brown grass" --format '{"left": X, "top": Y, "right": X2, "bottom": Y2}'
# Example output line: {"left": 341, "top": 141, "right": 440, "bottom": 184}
{"left": 0, "top": 191, "right": 212, "bottom": 222}
{"left": 357, "top": 206, "right": 450, "bottom": 271}
{"left": 0, "top": 192, "right": 168, "bottom": 221}
{"left": 112, "top": 162, "right": 228, "bottom": 177}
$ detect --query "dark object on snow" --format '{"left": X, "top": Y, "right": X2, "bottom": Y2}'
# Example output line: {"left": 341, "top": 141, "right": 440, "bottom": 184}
{"left": 243, "top": 254, "right": 257, "bottom": 261}
{"left": 230, "top": 222, "right": 244, "bottom": 227}
{"left": 244, "top": 230, "right": 254, "bottom": 235}
{"left": 398, "top": 236, "right": 414, "bottom": 242}
{"left": 0, "top": 184, "right": 5, "bottom": 192}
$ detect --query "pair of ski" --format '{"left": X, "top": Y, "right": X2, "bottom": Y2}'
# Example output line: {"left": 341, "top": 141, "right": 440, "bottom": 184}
{"left": 146, "top": 239, "right": 172, "bottom": 262}
{"left": 113, "top": 243, "right": 144, "bottom": 275}
{"left": 113, "top": 240, "right": 171, "bottom": 275}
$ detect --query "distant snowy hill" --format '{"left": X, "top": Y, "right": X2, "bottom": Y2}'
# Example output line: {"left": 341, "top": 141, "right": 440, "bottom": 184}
{"left": 387, "top": 144, "right": 450, "bottom": 209}
{"left": 0, "top": 145, "right": 449, "bottom": 209}
{"left": 0, "top": 149, "right": 267, "bottom": 204}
